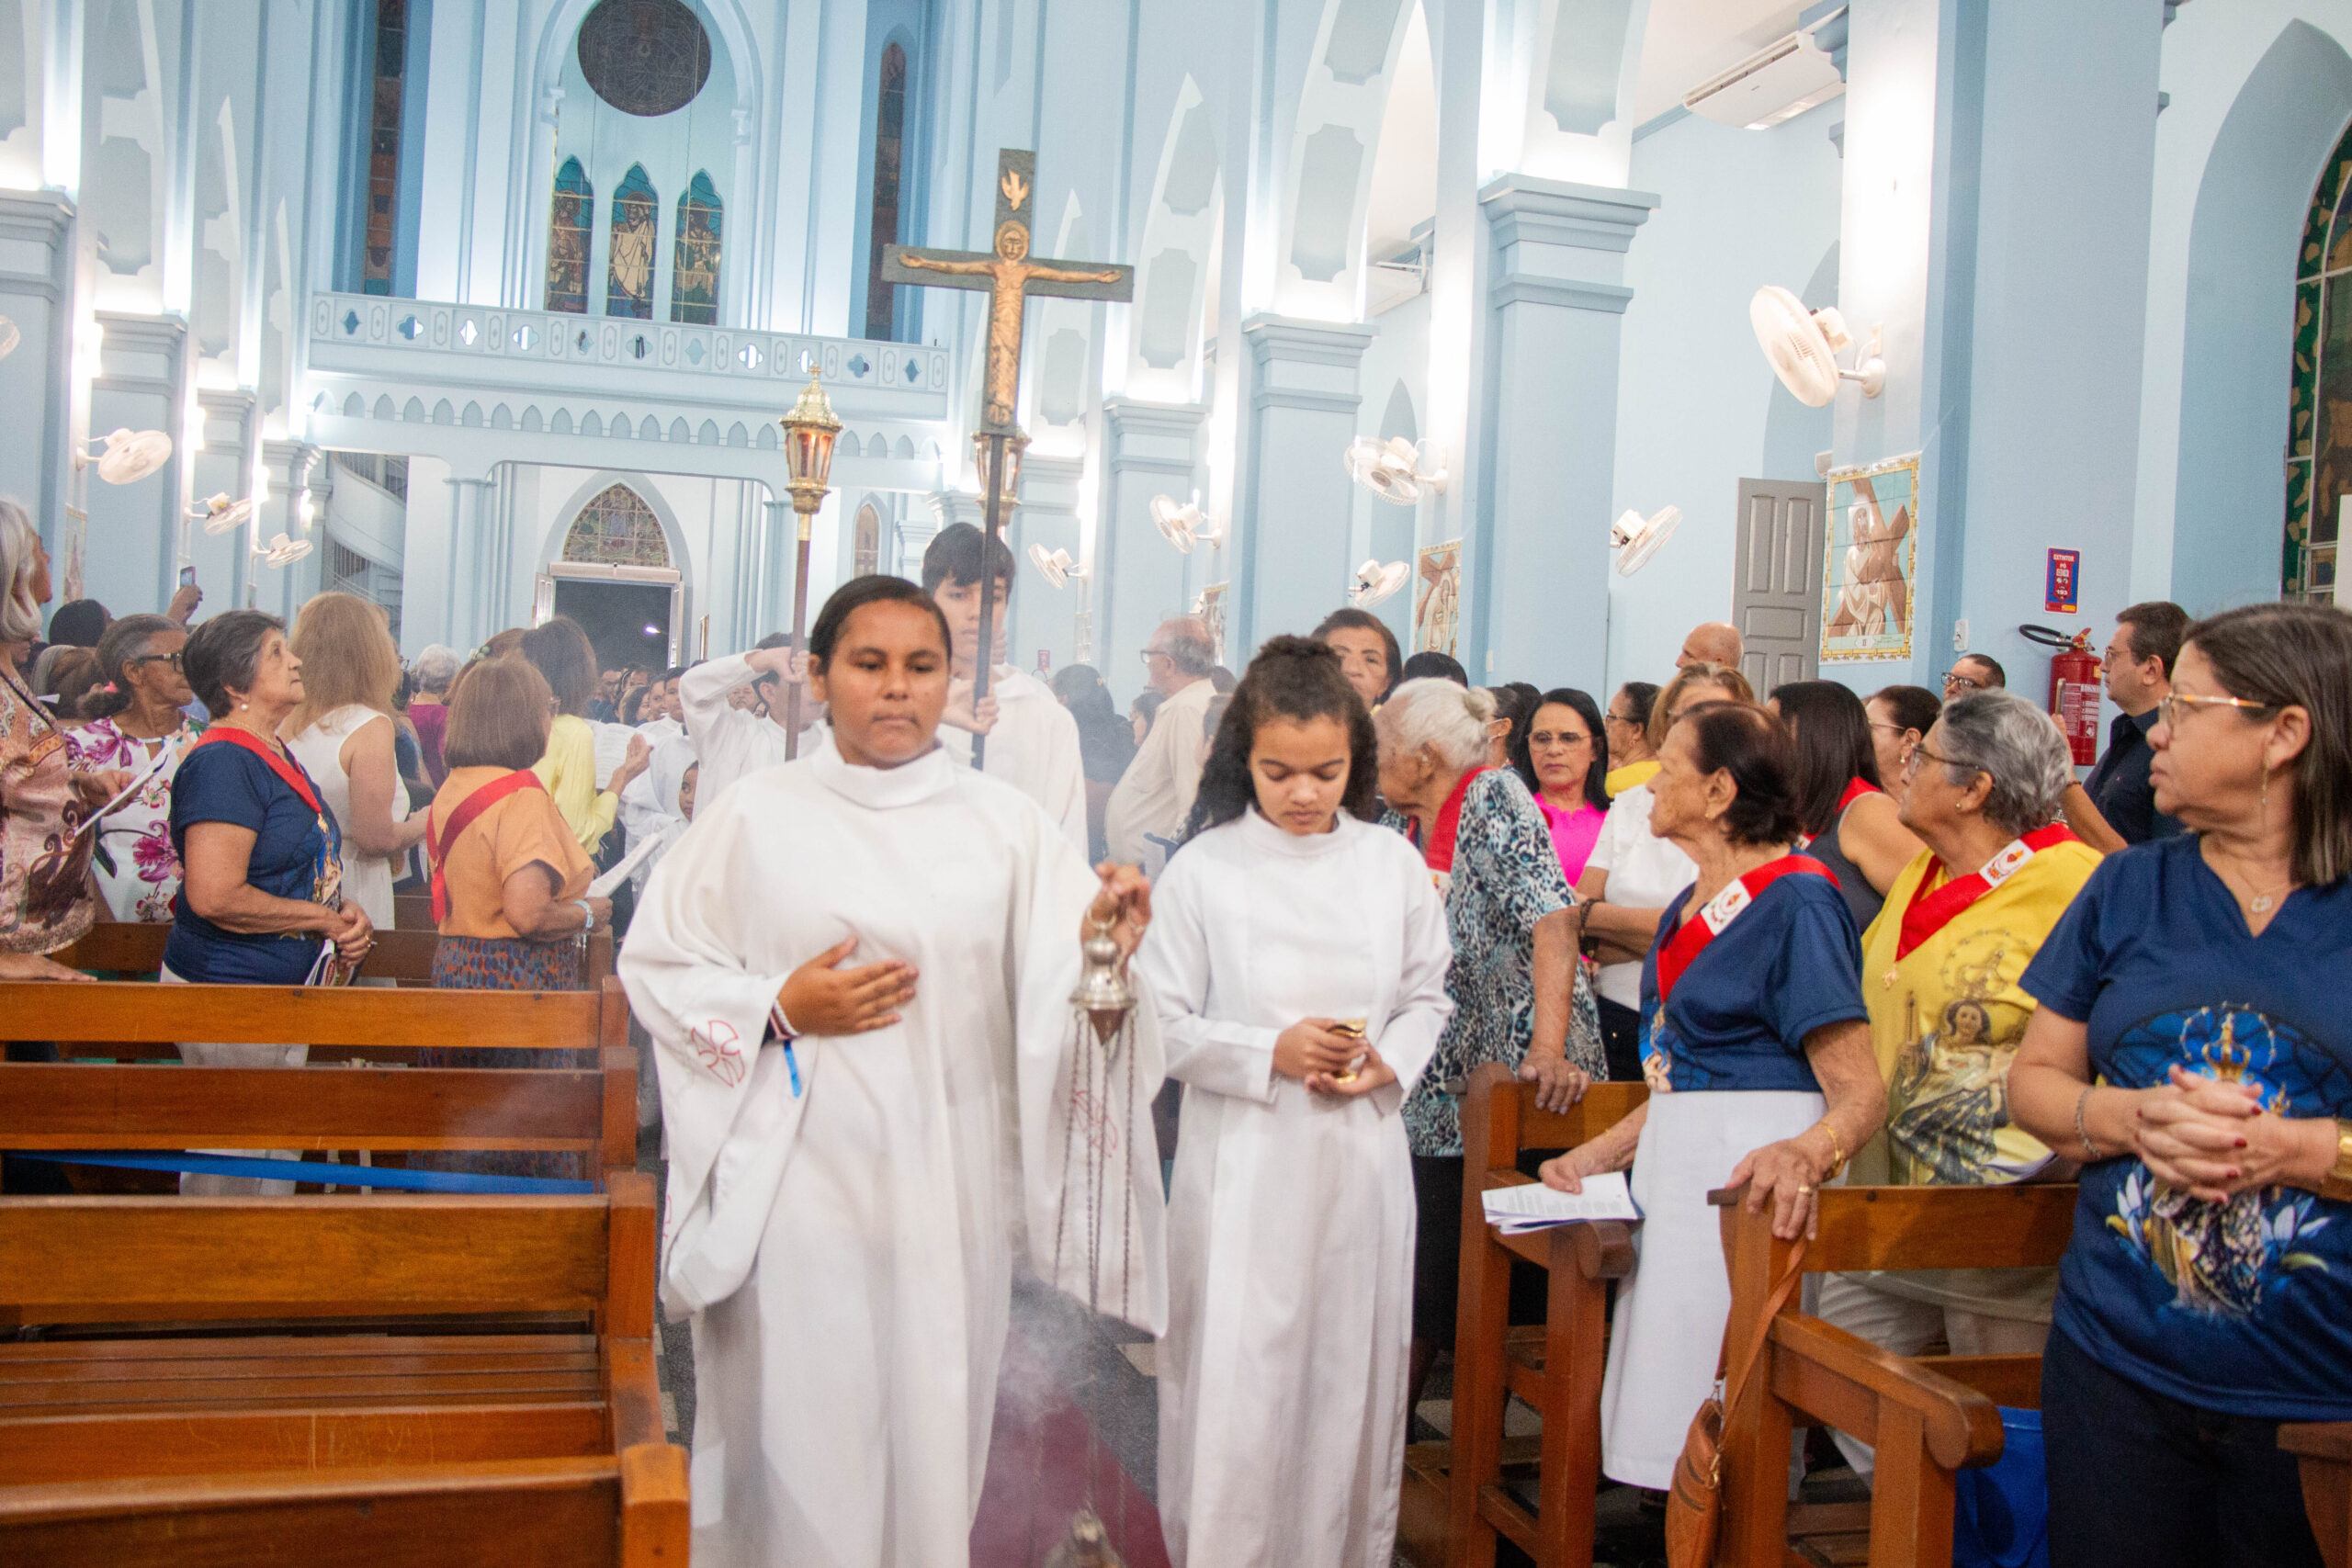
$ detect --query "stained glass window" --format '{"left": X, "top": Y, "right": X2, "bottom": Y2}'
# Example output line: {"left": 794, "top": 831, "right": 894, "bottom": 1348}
{"left": 672, "top": 171, "right": 722, "bottom": 324}
{"left": 577, "top": 0, "right": 711, "bottom": 118}
{"left": 864, "top": 42, "right": 907, "bottom": 341}
{"left": 854, "top": 502, "right": 882, "bottom": 576}
{"left": 608, "top": 164, "right": 658, "bottom": 320}
{"left": 547, "top": 157, "right": 594, "bottom": 314}
{"left": 2288, "top": 118, "right": 2352, "bottom": 602}
{"left": 362, "top": 0, "right": 408, "bottom": 295}
{"left": 563, "top": 484, "right": 671, "bottom": 567}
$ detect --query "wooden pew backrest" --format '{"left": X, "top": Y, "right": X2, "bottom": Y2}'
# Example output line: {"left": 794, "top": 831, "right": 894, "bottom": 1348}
{"left": 51, "top": 922, "right": 615, "bottom": 987}
{"left": 0, "top": 978, "right": 618, "bottom": 1055}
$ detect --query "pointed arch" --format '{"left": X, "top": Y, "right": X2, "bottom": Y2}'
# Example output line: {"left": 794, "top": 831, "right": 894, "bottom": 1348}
{"left": 563, "top": 482, "right": 672, "bottom": 567}
{"left": 863, "top": 40, "right": 909, "bottom": 341}
{"left": 672, "top": 170, "right": 722, "bottom": 324}
{"left": 607, "top": 164, "right": 659, "bottom": 320}
{"left": 548, "top": 155, "right": 594, "bottom": 312}
{"left": 854, "top": 500, "right": 883, "bottom": 576}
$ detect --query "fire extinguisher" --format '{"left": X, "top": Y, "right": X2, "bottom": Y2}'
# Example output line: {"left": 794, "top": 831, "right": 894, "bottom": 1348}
{"left": 2022, "top": 624, "right": 2101, "bottom": 766}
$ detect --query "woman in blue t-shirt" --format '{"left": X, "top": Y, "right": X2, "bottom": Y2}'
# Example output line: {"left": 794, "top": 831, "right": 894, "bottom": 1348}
{"left": 2014, "top": 602, "right": 2352, "bottom": 1568}
{"left": 167, "top": 610, "right": 375, "bottom": 989}
{"left": 1539, "top": 701, "right": 1884, "bottom": 1492}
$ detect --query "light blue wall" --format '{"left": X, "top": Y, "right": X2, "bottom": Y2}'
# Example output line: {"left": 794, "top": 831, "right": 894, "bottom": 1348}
{"left": 1608, "top": 103, "right": 1844, "bottom": 693}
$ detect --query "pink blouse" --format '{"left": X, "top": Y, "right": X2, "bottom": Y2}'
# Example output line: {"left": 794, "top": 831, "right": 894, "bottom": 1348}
{"left": 1532, "top": 794, "right": 1606, "bottom": 886}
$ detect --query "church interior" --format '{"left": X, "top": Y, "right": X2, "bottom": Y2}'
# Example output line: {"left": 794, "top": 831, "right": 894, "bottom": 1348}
{"left": 5, "top": 1, "right": 2352, "bottom": 1566}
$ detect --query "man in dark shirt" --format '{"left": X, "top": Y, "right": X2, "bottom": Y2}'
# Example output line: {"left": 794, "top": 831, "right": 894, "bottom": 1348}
{"left": 2078, "top": 601, "right": 2188, "bottom": 846}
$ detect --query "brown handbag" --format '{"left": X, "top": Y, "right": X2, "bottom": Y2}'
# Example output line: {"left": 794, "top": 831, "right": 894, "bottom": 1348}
{"left": 1664, "top": 1238, "right": 1808, "bottom": 1568}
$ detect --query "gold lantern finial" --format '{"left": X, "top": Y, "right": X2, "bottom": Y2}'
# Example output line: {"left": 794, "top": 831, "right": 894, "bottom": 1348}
{"left": 778, "top": 373, "right": 842, "bottom": 530}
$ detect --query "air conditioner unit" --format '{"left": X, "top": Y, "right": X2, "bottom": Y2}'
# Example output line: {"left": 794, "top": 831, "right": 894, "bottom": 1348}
{"left": 1683, "top": 23, "right": 1845, "bottom": 130}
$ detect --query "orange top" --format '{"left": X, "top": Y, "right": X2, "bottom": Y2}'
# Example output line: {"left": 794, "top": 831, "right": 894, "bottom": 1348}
{"left": 429, "top": 766, "right": 594, "bottom": 940}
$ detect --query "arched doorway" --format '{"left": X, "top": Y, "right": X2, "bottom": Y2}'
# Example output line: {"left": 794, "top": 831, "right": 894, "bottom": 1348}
{"left": 540, "top": 482, "right": 684, "bottom": 670}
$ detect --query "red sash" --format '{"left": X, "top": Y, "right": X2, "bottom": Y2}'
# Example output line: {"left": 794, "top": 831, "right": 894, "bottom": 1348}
{"left": 1893, "top": 823, "right": 2078, "bottom": 961}
{"left": 1656, "top": 854, "right": 1836, "bottom": 1005}
{"left": 1422, "top": 766, "right": 1491, "bottom": 875}
{"left": 429, "top": 770, "right": 547, "bottom": 923}
{"left": 188, "top": 727, "right": 325, "bottom": 817}
{"left": 1837, "top": 776, "right": 1883, "bottom": 812}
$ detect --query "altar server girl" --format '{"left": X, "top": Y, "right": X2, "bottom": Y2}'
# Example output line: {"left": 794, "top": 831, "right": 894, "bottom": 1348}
{"left": 1138, "top": 636, "right": 1454, "bottom": 1568}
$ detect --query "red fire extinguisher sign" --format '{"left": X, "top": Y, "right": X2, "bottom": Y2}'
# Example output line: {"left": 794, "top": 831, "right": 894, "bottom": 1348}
{"left": 2045, "top": 549, "right": 2079, "bottom": 614}
{"left": 2051, "top": 631, "right": 2101, "bottom": 766}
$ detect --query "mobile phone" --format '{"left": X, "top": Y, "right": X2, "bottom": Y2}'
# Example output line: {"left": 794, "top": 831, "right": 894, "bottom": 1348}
{"left": 177, "top": 566, "right": 197, "bottom": 588}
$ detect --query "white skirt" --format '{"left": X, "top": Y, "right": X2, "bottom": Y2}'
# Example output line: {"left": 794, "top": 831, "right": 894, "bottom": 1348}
{"left": 1598, "top": 1088, "right": 1824, "bottom": 1488}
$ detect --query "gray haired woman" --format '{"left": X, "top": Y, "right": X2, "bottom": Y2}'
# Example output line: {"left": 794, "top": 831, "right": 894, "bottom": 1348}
{"left": 406, "top": 641, "right": 462, "bottom": 785}
{"left": 1374, "top": 676, "right": 1605, "bottom": 1407}
{"left": 1815, "top": 687, "right": 2105, "bottom": 1475}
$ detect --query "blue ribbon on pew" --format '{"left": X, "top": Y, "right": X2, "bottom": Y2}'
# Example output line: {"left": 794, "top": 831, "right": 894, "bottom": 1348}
{"left": 13, "top": 1151, "right": 595, "bottom": 1194}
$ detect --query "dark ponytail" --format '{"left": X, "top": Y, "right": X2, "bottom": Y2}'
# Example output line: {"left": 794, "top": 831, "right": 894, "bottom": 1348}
{"left": 1182, "top": 636, "right": 1378, "bottom": 842}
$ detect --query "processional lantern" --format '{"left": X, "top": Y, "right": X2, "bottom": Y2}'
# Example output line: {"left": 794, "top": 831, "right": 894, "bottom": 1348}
{"left": 776, "top": 371, "right": 842, "bottom": 760}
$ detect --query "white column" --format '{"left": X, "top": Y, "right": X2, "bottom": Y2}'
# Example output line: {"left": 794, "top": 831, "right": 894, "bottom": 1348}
{"left": 1011, "top": 452, "right": 1083, "bottom": 675}
{"left": 1236, "top": 316, "right": 1375, "bottom": 660}
{"left": 1099, "top": 400, "right": 1204, "bottom": 698}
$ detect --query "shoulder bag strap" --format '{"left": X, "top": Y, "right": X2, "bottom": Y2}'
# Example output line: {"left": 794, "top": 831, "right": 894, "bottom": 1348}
{"left": 429, "top": 769, "right": 547, "bottom": 923}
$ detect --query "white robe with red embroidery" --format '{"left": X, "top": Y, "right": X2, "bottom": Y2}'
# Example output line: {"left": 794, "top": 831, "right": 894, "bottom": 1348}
{"left": 618, "top": 734, "right": 1166, "bottom": 1568}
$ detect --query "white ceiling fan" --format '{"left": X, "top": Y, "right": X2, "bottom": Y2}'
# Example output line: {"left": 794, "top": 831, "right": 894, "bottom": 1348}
{"left": 1027, "top": 543, "right": 1085, "bottom": 590}
{"left": 75, "top": 427, "right": 174, "bottom": 485}
{"left": 1350, "top": 558, "right": 1410, "bottom": 608}
{"left": 189, "top": 492, "right": 253, "bottom": 536}
{"left": 1611, "top": 505, "right": 1682, "bottom": 577}
{"left": 255, "top": 532, "right": 312, "bottom": 568}
{"left": 1749, "top": 285, "right": 1884, "bottom": 408}
{"left": 0, "top": 317, "right": 20, "bottom": 362}
{"left": 1342, "top": 435, "right": 1447, "bottom": 506}
{"left": 1150, "top": 493, "right": 1224, "bottom": 553}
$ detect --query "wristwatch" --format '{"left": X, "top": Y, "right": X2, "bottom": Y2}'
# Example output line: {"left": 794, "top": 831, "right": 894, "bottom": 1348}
{"left": 2324, "top": 1119, "right": 2352, "bottom": 1203}
{"left": 575, "top": 898, "right": 596, "bottom": 933}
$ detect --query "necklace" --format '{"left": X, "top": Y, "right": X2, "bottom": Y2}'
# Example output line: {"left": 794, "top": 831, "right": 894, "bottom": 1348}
{"left": 2211, "top": 849, "right": 2293, "bottom": 918}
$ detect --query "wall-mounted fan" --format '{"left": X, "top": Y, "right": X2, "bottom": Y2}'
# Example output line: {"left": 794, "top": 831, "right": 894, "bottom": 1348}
{"left": 0, "top": 317, "right": 20, "bottom": 362}
{"left": 1749, "top": 286, "right": 1884, "bottom": 408}
{"left": 1351, "top": 558, "right": 1410, "bottom": 608}
{"left": 256, "top": 532, "right": 311, "bottom": 568}
{"left": 1611, "top": 505, "right": 1682, "bottom": 577}
{"left": 1028, "top": 543, "right": 1085, "bottom": 590}
{"left": 76, "top": 427, "right": 174, "bottom": 485}
{"left": 1343, "top": 435, "right": 1448, "bottom": 505}
{"left": 189, "top": 492, "right": 253, "bottom": 535}
{"left": 1150, "top": 494, "right": 1224, "bottom": 553}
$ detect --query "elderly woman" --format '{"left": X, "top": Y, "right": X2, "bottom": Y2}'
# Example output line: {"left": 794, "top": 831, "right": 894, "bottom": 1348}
{"left": 1540, "top": 701, "right": 1884, "bottom": 1493}
{"left": 1601, "top": 681, "right": 1662, "bottom": 795}
{"left": 1577, "top": 662, "right": 1751, "bottom": 1080}
{"left": 67, "top": 613, "right": 201, "bottom": 922}
{"left": 1374, "top": 677, "right": 1605, "bottom": 1408}
{"left": 407, "top": 642, "right": 461, "bottom": 785}
{"left": 1814, "top": 689, "right": 2101, "bottom": 1475}
{"left": 1771, "top": 679, "right": 1922, "bottom": 932}
{"left": 2010, "top": 603, "right": 2352, "bottom": 1568}
{"left": 1313, "top": 606, "right": 1404, "bottom": 710}
{"left": 0, "top": 501, "right": 119, "bottom": 979}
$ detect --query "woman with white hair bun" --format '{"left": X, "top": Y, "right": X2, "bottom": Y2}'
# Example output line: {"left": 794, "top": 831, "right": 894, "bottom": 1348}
{"left": 405, "top": 642, "right": 462, "bottom": 785}
{"left": 1374, "top": 676, "right": 1606, "bottom": 1412}
{"left": 0, "top": 498, "right": 127, "bottom": 978}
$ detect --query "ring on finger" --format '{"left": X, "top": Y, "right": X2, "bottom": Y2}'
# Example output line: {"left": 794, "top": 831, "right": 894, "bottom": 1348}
{"left": 1795, "top": 1183, "right": 1815, "bottom": 1194}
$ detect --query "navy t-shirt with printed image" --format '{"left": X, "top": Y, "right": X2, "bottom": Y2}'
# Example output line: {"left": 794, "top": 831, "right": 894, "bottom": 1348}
{"left": 1638, "top": 864, "right": 1868, "bottom": 1094}
{"left": 2020, "top": 834, "right": 2352, "bottom": 1420}
{"left": 164, "top": 739, "right": 342, "bottom": 985}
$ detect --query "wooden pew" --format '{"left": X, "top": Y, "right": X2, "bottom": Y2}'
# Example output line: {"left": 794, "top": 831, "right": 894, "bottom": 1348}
{"left": 2279, "top": 1424, "right": 2352, "bottom": 1568}
{"left": 51, "top": 919, "right": 616, "bottom": 988}
{"left": 0, "top": 1170, "right": 686, "bottom": 1566}
{"left": 1712, "top": 1182, "right": 2077, "bottom": 1568}
{"left": 0, "top": 978, "right": 635, "bottom": 1189}
{"left": 1409, "top": 1065, "right": 1645, "bottom": 1568}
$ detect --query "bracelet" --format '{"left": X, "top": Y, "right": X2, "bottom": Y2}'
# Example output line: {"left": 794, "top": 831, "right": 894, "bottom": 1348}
{"left": 575, "top": 898, "right": 595, "bottom": 933}
{"left": 2324, "top": 1118, "right": 2352, "bottom": 1202}
{"left": 1815, "top": 1119, "right": 1848, "bottom": 1179}
{"left": 2075, "top": 1085, "right": 2103, "bottom": 1162}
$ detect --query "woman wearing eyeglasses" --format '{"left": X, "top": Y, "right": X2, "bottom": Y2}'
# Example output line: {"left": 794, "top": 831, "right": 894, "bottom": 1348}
{"left": 1813, "top": 688, "right": 2101, "bottom": 1476}
{"left": 64, "top": 614, "right": 201, "bottom": 922}
{"left": 2010, "top": 604, "right": 2352, "bottom": 1568}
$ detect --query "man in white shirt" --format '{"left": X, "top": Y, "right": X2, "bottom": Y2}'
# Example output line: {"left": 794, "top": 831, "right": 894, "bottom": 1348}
{"left": 1104, "top": 616, "right": 1218, "bottom": 869}
{"left": 678, "top": 635, "right": 817, "bottom": 809}
{"left": 921, "top": 525, "right": 1089, "bottom": 854}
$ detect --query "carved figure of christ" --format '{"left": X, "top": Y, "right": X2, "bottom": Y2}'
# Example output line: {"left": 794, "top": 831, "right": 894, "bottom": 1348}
{"left": 896, "top": 224, "right": 1122, "bottom": 428}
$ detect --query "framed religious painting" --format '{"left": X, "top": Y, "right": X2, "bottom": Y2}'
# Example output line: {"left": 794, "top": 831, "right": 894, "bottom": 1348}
{"left": 1415, "top": 542, "right": 1461, "bottom": 657}
{"left": 1820, "top": 454, "right": 1919, "bottom": 663}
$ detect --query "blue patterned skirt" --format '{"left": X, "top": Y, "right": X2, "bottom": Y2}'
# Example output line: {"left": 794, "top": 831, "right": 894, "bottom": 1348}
{"left": 415, "top": 935, "right": 591, "bottom": 1181}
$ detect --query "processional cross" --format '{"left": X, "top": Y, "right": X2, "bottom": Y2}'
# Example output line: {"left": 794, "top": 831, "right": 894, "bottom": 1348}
{"left": 883, "top": 149, "right": 1133, "bottom": 767}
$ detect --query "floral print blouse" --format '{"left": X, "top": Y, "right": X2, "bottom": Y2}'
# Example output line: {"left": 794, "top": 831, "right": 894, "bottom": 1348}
{"left": 1402, "top": 767, "right": 1606, "bottom": 1156}
{"left": 0, "top": 669, "right": 96, "bottom": 953}
{"left": 65, "top": 714, "right": 202, "bottom": 923}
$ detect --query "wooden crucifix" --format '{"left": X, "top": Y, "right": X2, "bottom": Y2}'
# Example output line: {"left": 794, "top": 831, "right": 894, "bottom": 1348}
{"left": 883, "top": 149, "right": 1133, "bottom": 768}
